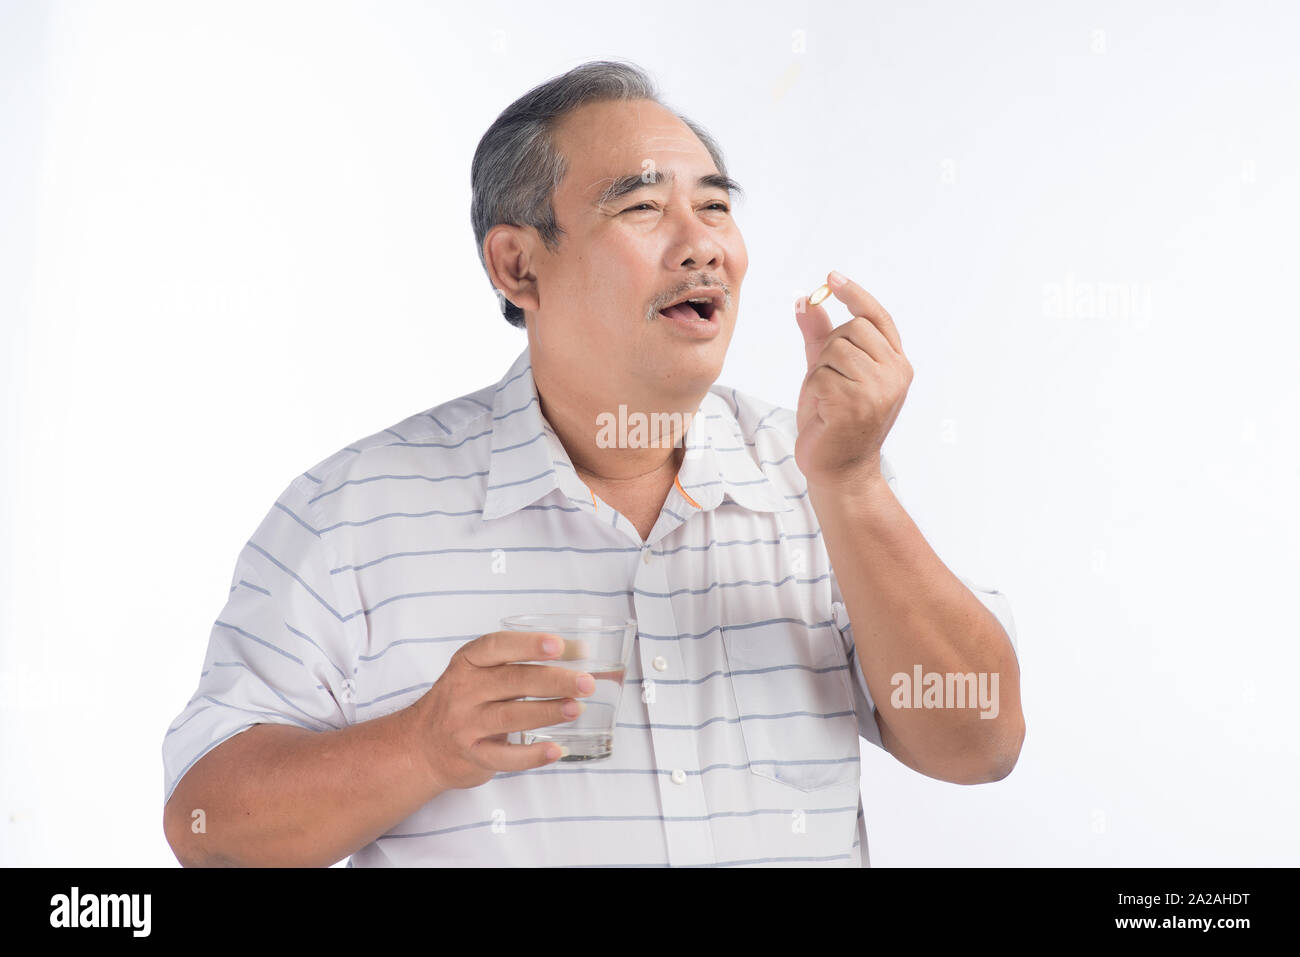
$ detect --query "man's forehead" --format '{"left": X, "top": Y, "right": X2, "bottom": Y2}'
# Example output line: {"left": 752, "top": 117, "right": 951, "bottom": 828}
{"left": 556, "top": 103, "right": 709, "bottom": 191}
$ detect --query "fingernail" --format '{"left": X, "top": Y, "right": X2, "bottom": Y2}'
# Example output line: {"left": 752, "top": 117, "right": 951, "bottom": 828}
{"left": 829, "top": 270, "right": 849, "bottom": 288}
{"left": 794, "top": 295, "right": 807, "bottom": 316}
{"left": 563, "top": 699, "right": 585, "bottom": 718}
{"left": 577, "top": 674, "right": 596, "bottom": 695}
{"left": 542, "top": 638, "right": 560, "bottom": 655}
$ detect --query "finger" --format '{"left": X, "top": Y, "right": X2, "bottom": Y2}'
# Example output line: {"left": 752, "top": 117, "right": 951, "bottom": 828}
{"left": 805, "top": 362, "right": 862, "bottom": 404}
{"left": 478, "top": 696, "right": 584, "bottom": 738}
{"left": 471, "top": 736, "right": 567, "bottom": 772}
{"left": 833, "top": 315, "right": 896, "bottom": 366}
{"left": 485, "top": 662, "right": 595, "bottom": 703}
{"left": 825, "top": 271, "right": 903, "bottom": 354}
{"left": 794, "top": 294, "right": 835, "bottom": 372}
{"left": 461, "top": 630, "right": 564, "bottom": 669}
{"left": 806, "top": 331, "right": 877, "bottom": 384}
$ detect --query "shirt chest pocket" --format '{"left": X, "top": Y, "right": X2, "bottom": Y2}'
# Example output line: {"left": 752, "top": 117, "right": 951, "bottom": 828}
{"left": 721, "top": 618, "right": 861, "bottom": 792}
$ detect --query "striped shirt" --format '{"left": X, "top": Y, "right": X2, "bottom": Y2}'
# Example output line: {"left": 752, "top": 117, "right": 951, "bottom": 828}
{"left": 162, "top": 345, "right": 1018, "bottom": 867}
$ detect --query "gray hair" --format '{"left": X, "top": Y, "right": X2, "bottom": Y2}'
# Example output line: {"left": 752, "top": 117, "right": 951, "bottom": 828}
{"left": 470, "top": 59, "right": 739, "bottom": 329}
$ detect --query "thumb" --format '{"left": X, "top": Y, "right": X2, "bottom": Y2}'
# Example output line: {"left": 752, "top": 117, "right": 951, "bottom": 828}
{"left": 795, "top": 294, "right": 834, "bottom": 371}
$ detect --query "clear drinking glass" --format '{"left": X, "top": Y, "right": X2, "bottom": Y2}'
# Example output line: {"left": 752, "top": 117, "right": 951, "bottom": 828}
{"left": 499, "top": 613, "right": 637, "bottom": 761}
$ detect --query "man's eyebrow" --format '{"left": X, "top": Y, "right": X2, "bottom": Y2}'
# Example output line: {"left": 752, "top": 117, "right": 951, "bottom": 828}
{"left": 592, "top": 170, "right": 744, "bottom": 207}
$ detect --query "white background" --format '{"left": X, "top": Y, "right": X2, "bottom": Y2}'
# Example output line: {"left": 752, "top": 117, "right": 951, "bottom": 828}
{"left": 2, "top": 0, "right": 1297, "bottom": 866}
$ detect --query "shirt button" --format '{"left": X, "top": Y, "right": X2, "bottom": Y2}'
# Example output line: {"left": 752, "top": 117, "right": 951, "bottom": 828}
{"left": 832, "top": 601, "right": 850, "bottom": 630}
{"left": 642, "top": 547, "right": 652, "bottom": 564}
{"left": 652, "top": 656, "right": 668, "bottom": 672}
{"left": 670, "top": 769, "right": 686, "bottom": 785}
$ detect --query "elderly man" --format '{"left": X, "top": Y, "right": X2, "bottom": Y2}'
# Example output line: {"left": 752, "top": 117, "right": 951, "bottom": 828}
{"left": 163, "top": 59, "right": 1023, "bottom": 867}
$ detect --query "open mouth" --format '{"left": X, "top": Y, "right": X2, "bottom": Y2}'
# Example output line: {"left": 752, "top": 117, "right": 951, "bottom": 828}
{"left": 658, "top": 294, "right": 719, "bottom": 322}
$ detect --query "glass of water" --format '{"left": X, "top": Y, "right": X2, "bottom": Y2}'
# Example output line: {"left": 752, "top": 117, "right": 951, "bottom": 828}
{"left": 500, "top": 613, "right": 637, "bottom": 761}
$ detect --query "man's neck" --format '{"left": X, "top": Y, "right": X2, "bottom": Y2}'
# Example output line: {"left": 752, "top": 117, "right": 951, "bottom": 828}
{"left": 530, "top": 368, "right": 701, "bottom": 487}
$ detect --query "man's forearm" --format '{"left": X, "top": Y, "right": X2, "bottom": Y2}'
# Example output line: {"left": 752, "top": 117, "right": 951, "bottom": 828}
{"left": 810, "top": 474, "right": 1024, "bottom": 784}
{"left": 163, "top": 703, "right": 442, "bottom": 867}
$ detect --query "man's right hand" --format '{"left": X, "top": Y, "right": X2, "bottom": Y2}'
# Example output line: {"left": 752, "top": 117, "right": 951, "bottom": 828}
{"left": 406, "top": 631, "right": 595, "bottom": 792}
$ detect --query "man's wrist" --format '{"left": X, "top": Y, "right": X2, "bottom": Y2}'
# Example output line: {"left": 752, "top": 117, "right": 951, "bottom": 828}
{"left": 807, "top": 464, "right": 893, "bottom": 517}
{"left": 396, "top": 697, "right": 447, "bottom": 799}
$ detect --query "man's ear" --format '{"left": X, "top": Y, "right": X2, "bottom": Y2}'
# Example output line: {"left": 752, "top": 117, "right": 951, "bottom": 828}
{"left": 483, "top": 224, "right": 540, "bottom": 313}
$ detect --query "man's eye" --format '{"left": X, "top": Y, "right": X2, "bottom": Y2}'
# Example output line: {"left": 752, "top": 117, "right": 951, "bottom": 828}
{"left": 621, "top": 203, "right": 731, "bottom": 213}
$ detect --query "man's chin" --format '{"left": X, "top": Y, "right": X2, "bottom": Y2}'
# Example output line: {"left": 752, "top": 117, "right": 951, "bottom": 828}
{"left": 647, "top": 347, "right": 727, "bottom": 396}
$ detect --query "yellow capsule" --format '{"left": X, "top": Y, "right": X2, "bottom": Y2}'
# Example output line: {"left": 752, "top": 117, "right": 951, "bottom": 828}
{"left": 808, "top": 283, "right": 832, "bottom": 306}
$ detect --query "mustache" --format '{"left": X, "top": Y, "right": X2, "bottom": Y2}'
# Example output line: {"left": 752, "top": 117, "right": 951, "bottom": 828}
{"left": 652, "top": 279, "right": 729, "bottom": 312}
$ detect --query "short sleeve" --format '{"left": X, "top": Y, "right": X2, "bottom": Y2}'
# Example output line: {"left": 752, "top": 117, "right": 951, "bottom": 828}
{"left": 831, "top": 593, "right": 886, "bottom": 751}
{"left": 161, "top": 476, "right": 358, "bottom": 806}
{"left": 827, "top": 453, "right": 1019, "bottom": 753}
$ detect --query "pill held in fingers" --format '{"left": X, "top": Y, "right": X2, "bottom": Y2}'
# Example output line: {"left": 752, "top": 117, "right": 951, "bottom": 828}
{"left": 808, "top": 283, "right": 832, "bottom": 306}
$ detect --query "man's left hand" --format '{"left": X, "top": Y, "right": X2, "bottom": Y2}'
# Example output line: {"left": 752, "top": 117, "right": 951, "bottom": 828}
{"left": 793, "top": 270, "right": 912, "bottom": 495}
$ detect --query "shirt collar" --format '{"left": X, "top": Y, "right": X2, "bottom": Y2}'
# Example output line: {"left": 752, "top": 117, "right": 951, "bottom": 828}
{"left": 481, "top": 345, "right": 794, "bottom": 523}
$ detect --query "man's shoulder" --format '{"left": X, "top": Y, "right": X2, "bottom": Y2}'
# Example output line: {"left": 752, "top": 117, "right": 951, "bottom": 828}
{"left": 704, "top": 382, "right": 798, "bottom": 447}
{"left": 281, "top": 383, "right": 501, "bottom": 508}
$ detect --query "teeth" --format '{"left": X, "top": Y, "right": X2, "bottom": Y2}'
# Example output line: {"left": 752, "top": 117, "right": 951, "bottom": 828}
{"left": 682, "top": 297, "right": 711, "bottom": 320}
{"left": 663, "top": 295, "right": 715, "bottom": 321}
